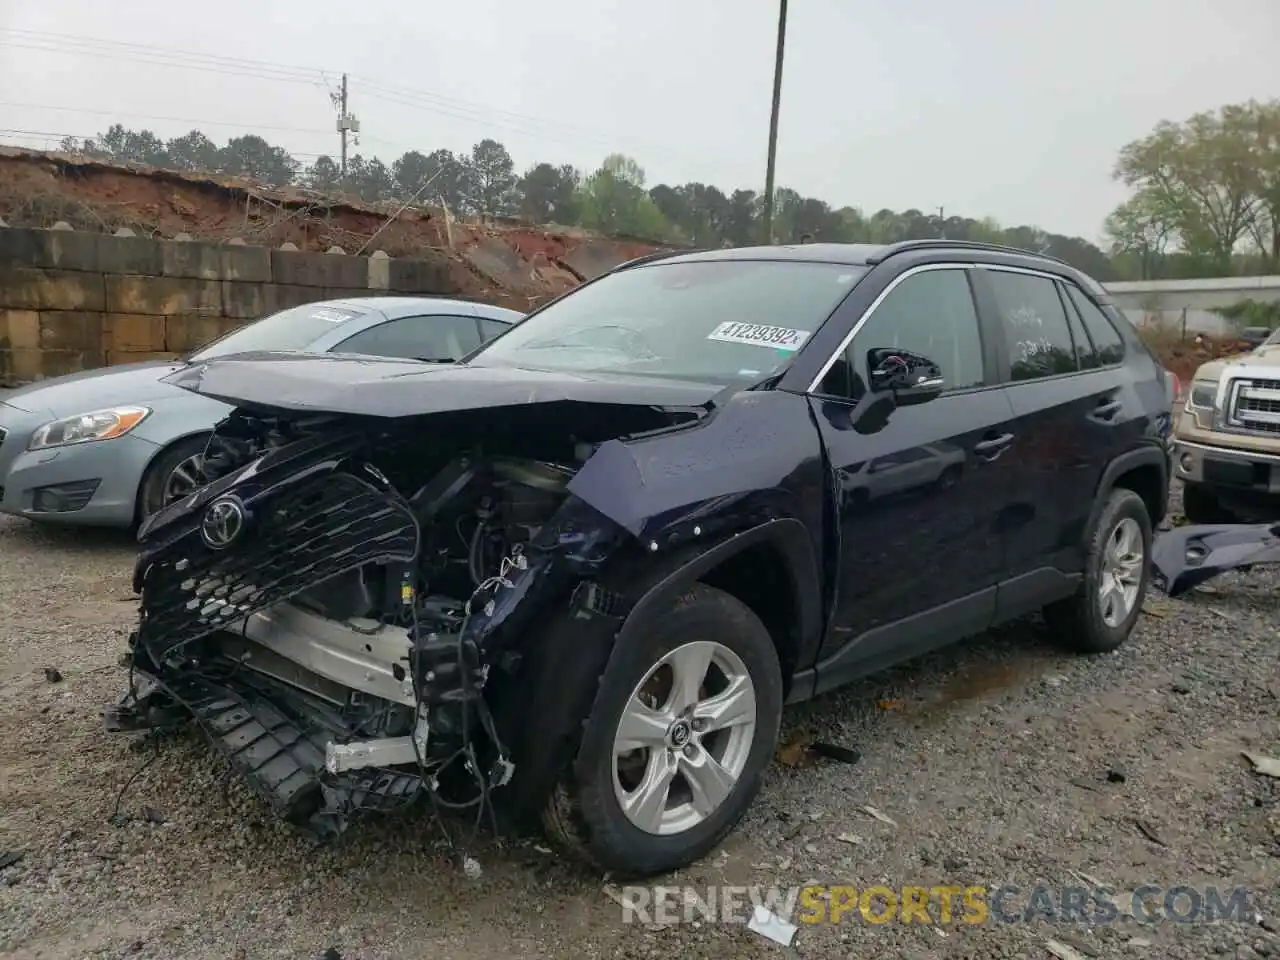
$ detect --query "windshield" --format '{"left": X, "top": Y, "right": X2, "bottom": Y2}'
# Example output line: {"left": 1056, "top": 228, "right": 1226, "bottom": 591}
{"left": 467, "top": 259, "right": 865, "bottom": 383}
{"left": 188, "top": 303, "right": 368, "bottom": 361}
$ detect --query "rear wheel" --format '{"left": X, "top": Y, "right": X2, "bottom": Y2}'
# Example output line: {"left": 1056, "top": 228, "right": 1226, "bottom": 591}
{"left": 541, "top": 583, "right": 782, "bottom": 878}
{"left": 1043, "top": 487, "right": 1152, "bottom": 654}
{"left": 137, "top": 435, "right": 210, "bottom": 524}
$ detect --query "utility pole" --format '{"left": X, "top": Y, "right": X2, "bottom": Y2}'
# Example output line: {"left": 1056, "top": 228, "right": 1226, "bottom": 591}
{"left": 761, "top": 0, "right": 788, "bottom": 244}
{"left": 330, "top": 73, "right": 359, "bottom": 176}
{"left": 936, "top": 206, "right": 945, "bottom": 239}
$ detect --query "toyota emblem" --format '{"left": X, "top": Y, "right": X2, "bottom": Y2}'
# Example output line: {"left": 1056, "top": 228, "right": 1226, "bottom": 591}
{"left": 200, "top": 497, "right": 245, "bottom": 549}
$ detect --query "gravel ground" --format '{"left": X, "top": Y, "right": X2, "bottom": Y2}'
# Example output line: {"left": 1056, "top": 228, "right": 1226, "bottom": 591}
{"left": 0, "top": 485, "right": 1277, "bottom": 960}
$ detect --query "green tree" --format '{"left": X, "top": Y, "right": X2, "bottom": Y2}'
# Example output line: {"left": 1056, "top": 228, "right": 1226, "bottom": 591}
{"left": 1105, "top": 190, "right": 1175, "bottom": 279}
{"left": 219, "top": 135, "right": 297, "bottom": 186}
{"left": 83, "top": 123, "right": 169, "bottom": 165}
{"left": 1247, "top": 100, "right": 1280, "bottom": 272}
{"left": 164, "top": 130, "right": 220, "bottom": 173}
{"left": 577, "top": 154, "right": 669, "bottom": 239}
{"left": 343, "top": 155, "right": 395, "bottom": 202}
{"left": 305, "top": 156, "right": 342, "bottom": 193}
{"left": 466, "top": 139, "right": 518, "bottom": 217}
{"left": 390, "top": 150, "right": 435, "bottom": 199}
{"left": 518, "top": 162, "right": 580, "bottom": 224}
{"left": 1113, "top": 101, "right": 1268, "bottom": 270}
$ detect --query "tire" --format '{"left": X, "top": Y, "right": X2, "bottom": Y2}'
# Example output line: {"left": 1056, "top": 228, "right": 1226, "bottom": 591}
{"left": 1043, "top": 487, "right": 1152, "bottom": 654}
{"left": 1181, "top": 482, "right": 1234, "bottom": 523}
{"left": 540, "top": 583, "right": 783, "bottom": 878}
{"left": 137, "top": 435, "right": 211, "bottom": 523}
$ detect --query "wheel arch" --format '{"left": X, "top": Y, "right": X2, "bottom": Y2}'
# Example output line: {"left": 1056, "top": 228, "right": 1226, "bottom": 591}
{"left": 613, "top": 518, "right": 823, "bottom": 701}
{"left": 1092, "top": 444, "right": 1169, "bottom": 532}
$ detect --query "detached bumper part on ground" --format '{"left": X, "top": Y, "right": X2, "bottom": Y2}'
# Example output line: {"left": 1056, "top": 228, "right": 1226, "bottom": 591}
{"left": 1151, "top": 520, "right": 1280, "bottom": 597}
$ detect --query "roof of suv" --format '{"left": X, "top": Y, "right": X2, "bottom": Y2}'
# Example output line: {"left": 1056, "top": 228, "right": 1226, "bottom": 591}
{"left": 623, "top": 239, "right": 1109, "bottom": 298}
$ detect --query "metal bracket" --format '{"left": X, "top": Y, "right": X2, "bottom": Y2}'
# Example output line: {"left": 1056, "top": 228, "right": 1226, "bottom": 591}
{"left": 324, "top": 714, "right": 429, "bottom": 774}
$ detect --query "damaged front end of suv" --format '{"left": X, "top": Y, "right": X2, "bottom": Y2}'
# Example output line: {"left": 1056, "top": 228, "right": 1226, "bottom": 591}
{"left": 103, "top": 251, "right": 856, "bottom": 878}
{"left": 100, "top": 336, "right": 824, "bottom": 882}
{"left": 107, "top": 353, "right": 718, "bottom": 826}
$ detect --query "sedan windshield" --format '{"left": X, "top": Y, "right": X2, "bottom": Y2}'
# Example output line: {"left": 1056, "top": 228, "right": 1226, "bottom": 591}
{"left": 467, "top": 259, "right": 865, "bottom": 383}
{"left": 187, "top": 303, "right": 368, "bottom": 361}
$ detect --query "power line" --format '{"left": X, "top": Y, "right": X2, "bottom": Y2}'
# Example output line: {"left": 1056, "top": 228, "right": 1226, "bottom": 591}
{"left": 0, "top": 28, "right": 323, "bottom": 83}
{"left": 0, "top": 101, "right": 332, "bottom": 136}
{"left": 0, "top": 28, "right": 627, "bottom": 149}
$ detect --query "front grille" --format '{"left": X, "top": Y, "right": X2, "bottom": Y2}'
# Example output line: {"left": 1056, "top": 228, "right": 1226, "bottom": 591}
{"left": 137, "top": 469, "right": 418, "bottom": 657}
{"left": 1229, "top": 379, "right": 1280, "bottom": 435}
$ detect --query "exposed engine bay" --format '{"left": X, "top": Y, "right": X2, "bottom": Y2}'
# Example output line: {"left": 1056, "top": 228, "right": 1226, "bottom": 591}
{"left": 107, "top": 399, "right": 698, "bottom": 843}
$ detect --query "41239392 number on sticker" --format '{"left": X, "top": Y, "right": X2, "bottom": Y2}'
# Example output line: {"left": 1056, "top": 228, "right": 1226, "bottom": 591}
{"left": 706, "top": 322, "right": 812, "bottom": 351}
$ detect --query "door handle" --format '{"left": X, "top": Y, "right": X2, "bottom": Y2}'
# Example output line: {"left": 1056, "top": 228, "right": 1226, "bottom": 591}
{"left": 974, "top": 432, "right": 1014, "bottom": 460}
{"left": 1090, "top": 399, "right": 1123, "bottom": 422}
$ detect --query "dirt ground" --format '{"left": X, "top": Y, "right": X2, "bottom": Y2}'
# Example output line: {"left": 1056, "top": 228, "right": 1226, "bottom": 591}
{"left": 0, "top": 485, "right": 1277, "bottom": 960}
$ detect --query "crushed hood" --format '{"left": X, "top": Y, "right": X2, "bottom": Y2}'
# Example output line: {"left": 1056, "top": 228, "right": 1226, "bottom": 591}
{"left": 161, "top": 351, "right": 729, "bottom": 416}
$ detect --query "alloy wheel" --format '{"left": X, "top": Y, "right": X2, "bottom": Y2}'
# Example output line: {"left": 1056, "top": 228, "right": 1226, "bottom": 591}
{"left": 1098, "top": 516, "right": 1144, "bottom": 627}
{"left": 611, "top": 640, "right": 758, "bottom": 836}
{"left": 162, "top": 453, "right": 206, "bottom": 506}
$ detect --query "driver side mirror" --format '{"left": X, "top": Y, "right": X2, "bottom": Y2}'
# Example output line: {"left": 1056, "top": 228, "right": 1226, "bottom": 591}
{"left": 866, "top": 348, "right": 945, "bottom": 406}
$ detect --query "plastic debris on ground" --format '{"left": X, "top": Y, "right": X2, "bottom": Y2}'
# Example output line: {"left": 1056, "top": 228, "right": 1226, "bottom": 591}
{"left": 1045, "top": 939, "right": 1089, "bottom": 960}
{"left": 1244, "top": 753, "right": 1280, "bottom": 777}
{"left": 862, "top": 805, "right": 898, "bottom": 827}
{"left": 746, "top": 904, "right": 798, "bottom": 947}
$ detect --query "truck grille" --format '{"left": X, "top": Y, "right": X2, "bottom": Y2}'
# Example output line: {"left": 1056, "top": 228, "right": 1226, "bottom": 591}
{"left": 1229, "top": 378, "right": 1280, "bottom": 435}
{"left": 136, "top": 469, "right": 418, "bottom": 658}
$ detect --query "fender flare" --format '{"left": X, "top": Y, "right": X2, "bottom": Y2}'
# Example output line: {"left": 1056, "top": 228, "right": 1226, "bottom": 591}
{"left": 1087, "top": 443, "right": 1169, "bottom": 534}
{"left": 614, "top": 517, "right": 823, "bottom": 684}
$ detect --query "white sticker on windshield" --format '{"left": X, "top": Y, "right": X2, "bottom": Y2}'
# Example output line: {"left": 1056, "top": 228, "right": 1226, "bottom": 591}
{"left": 707, "top": 321, "right": 811, "bottom": 351}
{"left": 310, "top": 308, "right": 354, "bottom": 323}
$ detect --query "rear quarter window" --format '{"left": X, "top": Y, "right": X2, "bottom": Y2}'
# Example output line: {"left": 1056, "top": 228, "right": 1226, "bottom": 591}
{"left": 1064, "top": 285, "right": 1126, "bottom": 365}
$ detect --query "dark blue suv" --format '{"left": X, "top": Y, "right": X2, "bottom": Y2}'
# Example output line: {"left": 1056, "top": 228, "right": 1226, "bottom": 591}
{"left": 107, "top": 239, "right": 1177, "bottom": 878}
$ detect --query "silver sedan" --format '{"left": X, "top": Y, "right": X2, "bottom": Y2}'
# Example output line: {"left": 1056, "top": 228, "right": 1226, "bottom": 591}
{"left": 0, "top": 296, "right": 522, "bottom": 528}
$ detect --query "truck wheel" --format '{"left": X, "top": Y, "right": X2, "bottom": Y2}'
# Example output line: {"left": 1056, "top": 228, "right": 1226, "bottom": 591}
{"left": 541, "top": 583, "right": 782, "bottom": 878}
{"left": 1043, "top": 487, "right": 1152, "bottom": 654}
{"left": 1181, "top": 482, "right": 1234, "bottom": 523}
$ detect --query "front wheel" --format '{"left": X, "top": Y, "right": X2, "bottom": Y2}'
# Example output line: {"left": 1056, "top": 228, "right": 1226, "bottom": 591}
{"left": 1043, "top": 487, "right": 1152, "bottom": 654}
{"left": 541, "top": 583, "right": 783, "bottom": 878}
{"left": 137, "top": 435, "right": 210, "bottom": 525}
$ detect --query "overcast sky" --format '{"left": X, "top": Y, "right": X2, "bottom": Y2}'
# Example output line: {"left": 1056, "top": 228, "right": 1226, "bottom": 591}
{"left": 0, "top": 0, "right": 1275, "bottom": 243}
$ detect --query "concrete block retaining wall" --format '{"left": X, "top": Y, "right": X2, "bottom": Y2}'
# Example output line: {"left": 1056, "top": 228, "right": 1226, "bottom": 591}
{"left": 0, "top": 224, "right": 458, "bottom": 384}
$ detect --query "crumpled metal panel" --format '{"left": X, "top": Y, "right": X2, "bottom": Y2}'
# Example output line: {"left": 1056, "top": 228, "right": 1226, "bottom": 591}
{"left": 1150, "top": 521, "right": 1280, "bottom": 597}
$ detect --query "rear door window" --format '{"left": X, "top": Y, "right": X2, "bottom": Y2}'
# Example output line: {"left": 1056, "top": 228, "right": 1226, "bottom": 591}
{"left": 986, "top": 270, "right": 1079, "bottom": 381}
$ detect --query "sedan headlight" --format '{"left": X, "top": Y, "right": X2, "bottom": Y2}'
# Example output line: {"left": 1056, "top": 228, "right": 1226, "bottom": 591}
{"left": 28, "top": 405, "right": 151, "bottom": 451}
{"left": 1186, "top": 380, "right": 1217, "bottom": 411}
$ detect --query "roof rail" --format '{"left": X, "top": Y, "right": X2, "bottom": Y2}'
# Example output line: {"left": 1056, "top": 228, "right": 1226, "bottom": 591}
{"left": 865, "top": 239, "right": 1072, "bottom": 267}
{"left": 612, "top": 248, "right": 701, "bottom": 271}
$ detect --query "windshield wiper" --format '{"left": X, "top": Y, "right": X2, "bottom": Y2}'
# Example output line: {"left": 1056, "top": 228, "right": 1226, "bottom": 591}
{"left": 413, "top": 357, "right": 457, "bottom": 364}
